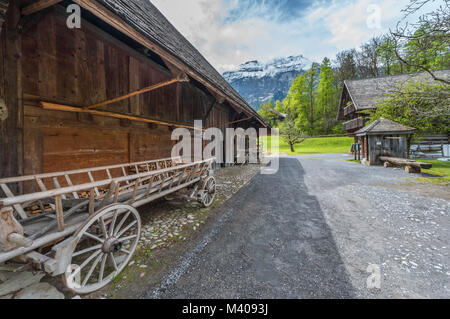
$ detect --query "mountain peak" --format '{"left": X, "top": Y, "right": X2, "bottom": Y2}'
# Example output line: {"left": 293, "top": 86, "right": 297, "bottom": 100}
{"left": 223, "top": 55, "right": 309, "bottom": 109}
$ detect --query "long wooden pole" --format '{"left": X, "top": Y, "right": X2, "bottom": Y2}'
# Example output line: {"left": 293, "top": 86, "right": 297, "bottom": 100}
{"left": 224, "top": 117, "right": 253, "bottom": 126}
{"left": 84, "top": 76, "right": 187, "bottom": 110}
{"left": 41, "top": 102, "right": 201, "bottom": 130}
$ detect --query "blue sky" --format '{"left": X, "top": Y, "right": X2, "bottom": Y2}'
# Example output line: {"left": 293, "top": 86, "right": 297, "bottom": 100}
{"left": 151, "top": 0, "right": 443, "bottom": 73}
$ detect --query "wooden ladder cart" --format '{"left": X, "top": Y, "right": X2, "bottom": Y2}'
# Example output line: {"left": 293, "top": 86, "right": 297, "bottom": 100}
{"left": 0, "top": 157, "right": 216, "bottom": 294}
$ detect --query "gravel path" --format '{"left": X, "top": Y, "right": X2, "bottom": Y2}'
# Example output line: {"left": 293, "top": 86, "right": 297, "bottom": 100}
{"left": 148, "top": 155, "right": 449, "bottom": 299}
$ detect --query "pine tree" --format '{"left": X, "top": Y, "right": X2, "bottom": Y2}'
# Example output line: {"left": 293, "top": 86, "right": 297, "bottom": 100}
{"left": 317, "top": 58, "right": 337, "bottom": 134}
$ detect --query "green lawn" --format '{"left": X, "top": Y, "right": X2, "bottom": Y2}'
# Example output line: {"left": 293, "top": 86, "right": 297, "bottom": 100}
{"left": 420, "top": 159, "right": 450, "bottom": 182}
{"left": 263, "top": 136, "right": 353, "bottom": 155}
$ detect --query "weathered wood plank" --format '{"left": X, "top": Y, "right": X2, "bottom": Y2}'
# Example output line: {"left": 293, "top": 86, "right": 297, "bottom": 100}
{"left": 0, "top": 3, "right": 23, "bottom": 183}
{"left": 84, "top": 76, "right": 185, "bottom": 110}
{"left": 379, "top": 156, "right": 432, "bottom": 170}
{"left": 21, "top": 0, "right": 62, "bottom": 16}
{"left": 40, "top": 101, "right": 202, "bottom": 130}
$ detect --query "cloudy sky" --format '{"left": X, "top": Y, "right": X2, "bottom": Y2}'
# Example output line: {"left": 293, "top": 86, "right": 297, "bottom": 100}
{"left": 151, "top": 0, "right": 442, "bottom": 73}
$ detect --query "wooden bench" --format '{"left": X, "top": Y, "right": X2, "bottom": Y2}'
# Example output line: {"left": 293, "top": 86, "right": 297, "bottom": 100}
{"left": 379, "top": 156, "right": 432, "bottom": 174}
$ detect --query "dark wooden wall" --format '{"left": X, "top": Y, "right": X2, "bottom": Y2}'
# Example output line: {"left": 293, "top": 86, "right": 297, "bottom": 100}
{"left": 366, "top": 135, "right": 409, "bottom": 165}
{"left": 1, "top": 6, "right": 233, "bottom": 181}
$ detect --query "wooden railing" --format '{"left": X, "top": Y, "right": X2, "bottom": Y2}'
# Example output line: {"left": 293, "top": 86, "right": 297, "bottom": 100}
{"left": 343, "top": 117, "right": 365, "bottom": 131}
{"left": 343, "top": 103, "right": 356, "bottom": 117}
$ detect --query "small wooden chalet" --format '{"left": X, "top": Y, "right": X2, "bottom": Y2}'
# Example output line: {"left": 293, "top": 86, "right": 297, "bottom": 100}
{"left": 355, "top": 118, "right": 416, "bottom": 165}
{"left": 0, "top": 0, "right": 269, "bottom": 183}
{"left": 337, "top": 70, "right": 450, "bottom": 138}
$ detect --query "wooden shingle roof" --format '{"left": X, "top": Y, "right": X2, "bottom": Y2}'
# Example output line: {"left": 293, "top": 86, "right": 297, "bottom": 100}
{"left": 344, "top": 70, "right": 450, "bottom": 111}
{"left": 356, "top": 118, "right": 416, "bottom": 136}
{"left": 96, "top": 0, "right": 268, "bottom": 127}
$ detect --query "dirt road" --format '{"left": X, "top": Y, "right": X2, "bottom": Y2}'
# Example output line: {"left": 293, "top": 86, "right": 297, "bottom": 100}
{"left": 144, "top": 155, "right": 449, "bottom": 299}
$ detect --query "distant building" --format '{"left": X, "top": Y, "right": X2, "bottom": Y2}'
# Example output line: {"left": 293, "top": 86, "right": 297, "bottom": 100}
{"left": 337, "top": 70, "right": 450, "bottom": 138}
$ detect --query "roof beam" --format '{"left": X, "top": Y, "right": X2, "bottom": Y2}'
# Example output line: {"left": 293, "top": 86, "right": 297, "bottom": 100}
{"left": 21, "top": 0, "right": 61, "bottom": 16}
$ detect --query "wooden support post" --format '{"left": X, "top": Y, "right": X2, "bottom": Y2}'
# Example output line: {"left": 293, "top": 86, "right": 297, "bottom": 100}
{"left": 55, "top": 195, "right": 64, "bottom": 231}
{"left": 203, "top": 99, "right": 216, "bottom": 124}
{"left": 145, "top": 176, "right": 154, "bottom": 197}
{"left": 131, "top": 178, "right": 140, "bottom": 203}
{"left": 113, "top": 183, "right": 120, "bottom": 203}
{"left": 99, "top": 181, "right": 116, "bottom": 209}
{"left": 89, "top": 188, "right": 95, "bottom": 215}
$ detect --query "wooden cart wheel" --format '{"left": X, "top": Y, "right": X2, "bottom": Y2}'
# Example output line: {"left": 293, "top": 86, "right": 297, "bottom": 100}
{"left": 201, "top": 176, "right": 216, "bottom": 208}
{"left": 63, "top": 204, "right": 141, "bottom": 294}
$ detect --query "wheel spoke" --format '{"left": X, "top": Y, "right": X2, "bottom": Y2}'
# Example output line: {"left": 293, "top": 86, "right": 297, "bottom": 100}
{"left": 83, "top": 232, "right": 104, "bottom": 243}
{"left": 116, "top": 220, "right": 138, "bottom": 238}
{"left": 121, "top": 248, "right": 131, "bottom": 254}
{"left": 73, "top": 244, "right": 103, "bottom": 258}
{"left": 117, "top": 234, "right": 138, "bottom": 243}
{"left": 109, "top": 209, "right": 119, "bottom": 237}
{"left": 82, "top": 253, "right": 103, "bottom": 287}
{"left": 99, "top": 217, "right": 108, "bottom": 239}
{"left": 98, "top": 254, "right": 108, "bottom": 283}
{"left": 73, "top": 250, "right": 102, "bottom": 278}
{"left": 66, "top": 204, "right": 141, "bottom": 294}
{"left": 109, "top": 253, "right": 118, "bottom": 272}
{"left": 114, "top": 212, "right": 131, "bottom": 236}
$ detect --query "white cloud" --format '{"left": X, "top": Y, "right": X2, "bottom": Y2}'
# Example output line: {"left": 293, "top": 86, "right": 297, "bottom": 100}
{"left": 150, "top": 0, "right": 444, "bottom": 72}
{"left": 324, "top": 0, "right": 410, "bottom": 49}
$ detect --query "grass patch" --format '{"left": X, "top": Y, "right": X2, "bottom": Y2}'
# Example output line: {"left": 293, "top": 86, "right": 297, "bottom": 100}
{"left": 418, "top": 159, "right": 450, "bottom": 185}
{"left": 263, "top": 136, "right": 353, "bottom": 155}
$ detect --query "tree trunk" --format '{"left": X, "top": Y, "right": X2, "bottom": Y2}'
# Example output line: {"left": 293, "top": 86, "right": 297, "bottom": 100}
{"left": 290, "top": 142, "right": 295, "bottom": 153}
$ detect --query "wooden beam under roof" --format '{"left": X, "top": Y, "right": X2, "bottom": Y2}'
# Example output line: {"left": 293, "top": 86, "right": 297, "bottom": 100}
{"left": 21, "top": 0, "right": 61, "bottom": 16}
{"left": 84, "top": 74, "right": 189, "bottom": 110}
{"left": 40, "top": 102, "right": 203, "bottom": 131}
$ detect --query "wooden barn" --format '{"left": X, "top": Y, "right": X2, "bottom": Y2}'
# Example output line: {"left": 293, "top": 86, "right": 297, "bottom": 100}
{"left": 337, "top": 70, "right": 450, "bottom": 138}
{"left": 0, "top": 0, "right": 269, "bottom": 186}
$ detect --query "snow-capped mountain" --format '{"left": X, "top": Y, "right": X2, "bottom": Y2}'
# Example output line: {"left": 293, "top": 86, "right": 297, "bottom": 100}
{"left": 223, "top": 55, "right": 310, "bottom": 110}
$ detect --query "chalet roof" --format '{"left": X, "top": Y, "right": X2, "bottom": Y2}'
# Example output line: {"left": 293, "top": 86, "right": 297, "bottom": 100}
{"left": 96, "top": 0, "right": 268, "bottom": 127}
{"left": 344, "top": 70, "right": 450, "bottom": 111}
{"left": 356, "top": 118, "right": 416, "bottom": 136}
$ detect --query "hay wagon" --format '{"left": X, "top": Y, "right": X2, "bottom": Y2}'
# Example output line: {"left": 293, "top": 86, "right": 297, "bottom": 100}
{"left": 0, "top": 157, "right": 216, "bottom": 294}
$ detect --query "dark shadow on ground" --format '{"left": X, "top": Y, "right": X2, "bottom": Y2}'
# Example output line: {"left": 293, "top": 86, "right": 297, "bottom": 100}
{"left": 156, "top": 158, "right": 356, "bottom": 299}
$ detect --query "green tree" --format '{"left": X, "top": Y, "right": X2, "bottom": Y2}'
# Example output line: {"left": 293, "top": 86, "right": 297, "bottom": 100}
{"left": 377, "top": 35, "right": 404, "bottom": 75}
{"left": 283, "top": 64, "right": 320, "bottom": 136}
{"left": 317, "top": 58, "right": 339, "bottom": 134}
{"left": 279, "top": 116, "right": 305, "bottom": 153}
{"left": 391, "top": 1, "right": 450, "bottom": 84}
{"left": 257, "top": 100, "right": 279, "bottom": 127}
{"left": 367, "top": 80, "right": 450, "bottom": 134}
